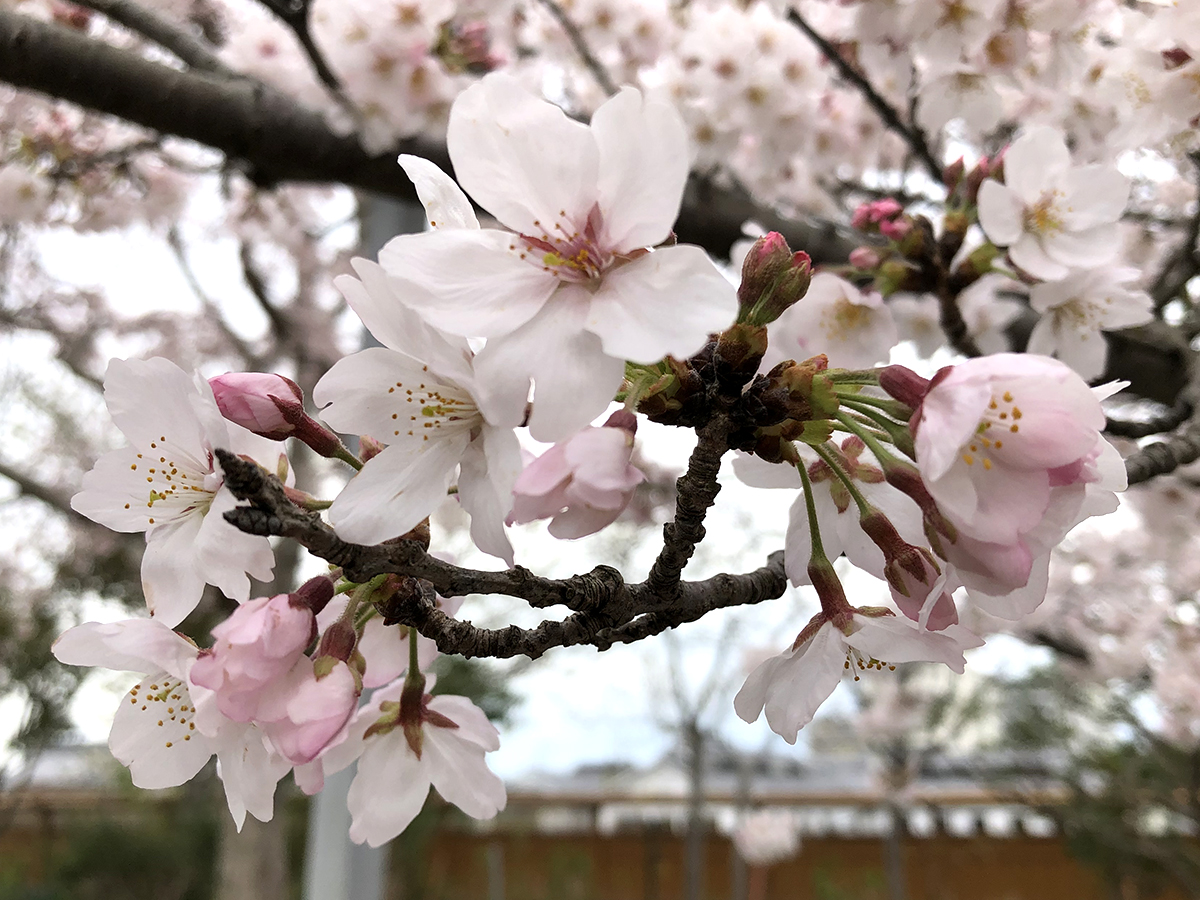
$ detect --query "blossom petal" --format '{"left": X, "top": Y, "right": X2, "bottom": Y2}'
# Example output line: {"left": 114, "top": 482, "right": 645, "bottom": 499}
{"left": 53, "top": 619, "right": 197, "bottom": 679}
{"left": 377, "top": 229, "right": 558, "bottom": 339}
{"left": 103, "top": 357, "right": 223, "bottom": 461}
{"left": 731, "top": 452, "right": 804, "bottom": 490}
{"left": 591, "top": 87, "right": 688, "bottom": 252}
{"left": 398, "top": 154, "right": 480, "bottom": 231}
{"left": 446, "top": 73, "right": 598, "bottom": 236}
{"left": 427, "top": 695, "right": 501, "bottom": 750}
{"left": 328, "top": 433, "right": 469, "bottom": 545}
{"left": 141, "top": 513, "right": 208, "bottom": 627}
{"left": 586, "top": 245, "right": 737, "bottom": 364}
{"left": 1008, "top": 234, "right": 1069, "bottom": 281}
{"left": 976, "top": 181, "right": 1024, "bottom": 247}
{"left": 457, "top": 430, "right": 520, "bottom": 565}
{"left": 348, "top": 735, "right": 432, "bottom": 847}
{"left": 1061, "top": 166, "right": 1130, "bottom": 230}
{"left": 846, "top": 615, "right": 967, "bottom": 674}
{"left": 110, "top": 674, "right": 214, "bottom": 789}
{"left": 214, "top": 728, "right": 290, "bottom": 830}
{"left": 71, "top": 446, "right": 173, "bottom": 532}
{"left": 1004, "top": 126, "right": 1070, "bottom": 203}
{"left": 426, "top": 727, "right": 507, "bottom": 820}
{"left": 194, "top": 487, "right": 275, "bottom": 603}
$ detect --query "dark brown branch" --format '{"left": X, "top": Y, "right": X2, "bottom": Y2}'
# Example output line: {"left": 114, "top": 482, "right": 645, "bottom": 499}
{"left": 0, "top": 7, "right": 857, "bottom": 263}
{"left": 215, "top": 449, "right": 789, "bottom": 659}
{"left": 70, "top": 0, "right": 237, "bottom": 78}
{"left": 534, "top": 0, "right": 619, "bottom": 98}
{"left": 1150, "top": 151, "right": 1200, "bottom": 311}
{"left": 1124, "top": 348, "right": 1200, "bottom": 485}
{"left": 786, "top": 8, "right": 942, "bottom": 182}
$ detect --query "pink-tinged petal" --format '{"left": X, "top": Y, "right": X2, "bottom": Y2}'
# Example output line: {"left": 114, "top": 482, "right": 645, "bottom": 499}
{"left": 359, "top": 619, "right": 407, "bottom": 689}
{"left": 945, "top": 460, "right": 1049, "bottom": 545}
{"left": 141, "top": 514, "right": 207, "bottom": 627}
{"left": 313, "top": 347, "right": 473, "bottom": 450}
{"left": 591, "top": 88, "right": 688, "bottom": 252}
{"left": 214, "top": 728, "right": 290, "bottom": 830}
{"left": 447, "top": 73, "right": 598, "bottom": 236}
{"left": 347, "top": 735, "right": 432, "bottom": 847}
{"left": 784, "top": 489, "right": 843, "bottom": 586}
{"left": 586, "top": 246, "right": 737, "bottom": 364}
{"left": 293, "top": 761, "right": 325, "bottom": 796}
{"left": 457, "top": 430, "right": 521, "bottom": 566}
{"left": 512, "top": 443, "right": 573, "bottom": 498}
{"left": 398, "top": 154, "right": 480, "bottom": 231}
{"left": 328, "top": 432, "right": 469, "bottom": 545}
{"left": 1061, "top": 166, "right": 1130, "bottom": 230}
{"left": 967, "top": 552, "right": 1051, "bottom": 619}
{"left": 427, "top": 695, "right": 502, "bottom": 751}
{"left": 71, "top": 447, "right": 172, "bottom": 532}
{"left": 103, "top": 358, "right": 221, "bottom": 461}
{"left": 1041, "top": 225, "right": 1118, "bottom": 270}
{"left": 109, "top": 673, "right": 214, "bottom": 789}
{"left": 426, "top": 728, "right": 507, "bottom": 819}
{"left": 976, "top": 180, "right": 1025, "bottom": 247}
{"left": 548, "top": 504, "right": 623, "bottom": 539}
{"left": 378, "top": 229, "right": 558, "bottom": 339}
{"left": 474, "top": 296, "right": 625, "bottom": 442}
{"left": 1004, "top": 126, "right": 1070, "bottom": 203}
{"left": 945, "top": 532, "right": 1034, "bottom": 596}
{"left": 916, "top": 380, "right": 993, "bottom": 481}
{"left": 1008, "top": 234, "right": 1069, "bottom": 281}
{"left": 757, "top": 625, "right": 846, "bottom": 744}
{"left": 336, "top": 260, "right": 473, "bottom": 383}
{"left": 845, "top": 615, "right": 967, "bottom": 674}
{"left": 562, "top": 428, "right": 643, "bottom": 495}
{"left": 731, "top": 453, "right": 804, "bottom": 490}
{"left": 53, "top": 619, "right": 198, "bottom": 679}
{"left": 509, "top": 485, "right": 570, "bottom": 524}
{"left": 194, "top": 487, "right": 275, "bottom": 603}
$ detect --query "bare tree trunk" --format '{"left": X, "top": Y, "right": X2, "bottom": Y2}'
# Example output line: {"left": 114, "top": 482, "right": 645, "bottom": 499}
{"left": 684, "top": 717, "right": 706, "bottom": 900}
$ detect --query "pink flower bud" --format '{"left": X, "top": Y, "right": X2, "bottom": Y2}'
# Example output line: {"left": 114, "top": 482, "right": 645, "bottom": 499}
{"left": 209, "top": 372, "right": 304, "bottom": 441}
{"left": 291, "top": 575, "right": 335, "bottom": 615}
{"left": 736, "top": 232, "right": 812, "bottom": 326}
{"left": 848, "top": 247, "right": 881, "bottom": 269}
{"left": 189, "top": 593, "right": 315, "bottom": 721}
{"left": 878, "top": 364, "right": 930, "bottom": 411}
{"left": 509, "top": 419, "right": 646, "bottom": 539}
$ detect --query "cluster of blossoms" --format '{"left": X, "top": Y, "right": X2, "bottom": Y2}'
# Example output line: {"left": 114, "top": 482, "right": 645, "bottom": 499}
{"left": 55, "top": 72, "right": 1133, "bottom": 839}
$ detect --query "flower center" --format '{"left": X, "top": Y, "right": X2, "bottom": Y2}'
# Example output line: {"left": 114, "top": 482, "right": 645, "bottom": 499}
{"left": 128, "top": 674, "right": 199, "bottom": 749}
{"left": 385, "top": 369, "right": 478, "bottom": 442}
{"left": 514, "top": 205, "right": 612, "bottom": 285}
{"left": 126, "top": 435, "right": 216, "bottom": 527}
{"left": 1024, "top": 191, "right": 1065, "bottom": 236}
{"left": 821, "top": 297, "right": 871, "bottom": 342}
{"left": 962, "top": 389, "right": 1023, "bottom": 470}
{"left": 844, "top": 648, "right": 896, "bottom": 682}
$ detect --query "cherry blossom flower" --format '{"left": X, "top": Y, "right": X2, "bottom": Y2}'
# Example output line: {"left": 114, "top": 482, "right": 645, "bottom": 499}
{"left": 734, "top": 609, "right": 968, "bottom": 743}
{"left": 52, "top": 619, "right": 290, "bottom": 830}
{"left": 312, "top": 259, "right": 521, "bottom": 563}
{"left": 377, "top": 72, "right": 737, "bottom": 441}
{"left": 509, "top": 411, "right": 645, "bottom": 539}
{"left": 70, "top": 358, "right": 279, "bottom": 626}
{"left": 1028, "top": 267, "right": 1154, "bottom": 380}
{"left": 259, "top": 659, "right": 360, "bottom": 765}
{"left": 761, "top": 273, "right": 897, "bottom": 371}
{"left": 977, "top": 126, "right": 1131, "bottom": 280}
{"left": 338, "top": 681, "right": 507, "bottom": 847}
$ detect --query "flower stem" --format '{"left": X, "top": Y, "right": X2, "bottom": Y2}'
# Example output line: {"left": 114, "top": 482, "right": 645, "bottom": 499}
{"left": 811, "top": 441, "right": 872, "bottom": 517}
{"left": 835, "top": 412, "right": 903, "bottom": 466}
{"left": 795, "top": 453, "right": 829, "bottom": 562}
{"left": 333, "top": 444, "right": 364, "bottom": 471}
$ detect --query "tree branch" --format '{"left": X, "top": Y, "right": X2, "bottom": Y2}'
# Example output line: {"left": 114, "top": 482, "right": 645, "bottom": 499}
{"left": 215, "top": 450, "right": 789, "bottom": 659}
{"left": 786, "top": 8, "right": 942, "bottom": 182}
{"left": 0, "top": 7, "right": 857, "bottom": 263}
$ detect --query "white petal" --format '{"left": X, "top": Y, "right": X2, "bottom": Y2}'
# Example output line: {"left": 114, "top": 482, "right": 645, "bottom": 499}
{"left": 586, "top": 245, "right": 737, "bottom": 363}
{"left": 347, "top": 735, "right": 432, "bottom": 847}
{"left": 976, "top": 181, "right": 1025, "bottom": 247}
{"left": 328, "top": 433, "right": 469, "bottom": 545}
{"left": 426, "top": 727, "right": 507, "bottom": 819}
{"left": 846, "top": 615, "right": 967, "bottom": 674}
{"left": 457, "top": 430, "right": 521, "bottom": 565}
{"left": 104, "top": 357, "right": 222, "bottom": 459}
{"left": 214, "top": 727, "right": 290, "bottom": 830}
{"left": 377, "top": 229, "right": 558, "bottom": 339}
{"left": 141, "top": 513, "right": 208, "bottom": 627}
{"left": 1004, "top": 126, "right": 1070, "bottom": 203}
{"left": 592, "top": 88, "right": 688, "bottom": 252}
{"left": 760, "top": 625, "right": 846, "bottom": 744}
{"left": 398, "top": 154, "right": 480, "bottom": 231}
{"left": 427, "top": 695, "right": 501, "bottom": 750}
{"left": 1008, "top": 234, "right": 1070, "bottom": 281}
{"left": 194, "top": 487, "right": 275, "bottom": 603}
{"left": 53, "top": 619, "right": 197, "bottom": 679}
{"left": 1061, "top": 166, "right": 1130, "bottom": 229}
{"left": 71, "top": 447, "right": 168, "bottom": 533}
{"left": 447, "top": 73, "right": 598, "bottom": 237}
{"left": 731, "top": 453, "right": 804, "bottom": 490}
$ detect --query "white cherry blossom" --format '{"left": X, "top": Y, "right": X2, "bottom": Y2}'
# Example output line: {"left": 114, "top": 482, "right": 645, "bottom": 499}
{"left": 378, "top": 72, "right": 737, "bottom": 441}
{"left": 977, "top": 126, "right": 1131, "bottom": 281}
{"left": 52, "top": 619, "right": 290, "bottom": 830}
{"left": 70, "top": 358, "right": 279, "bottom": 626}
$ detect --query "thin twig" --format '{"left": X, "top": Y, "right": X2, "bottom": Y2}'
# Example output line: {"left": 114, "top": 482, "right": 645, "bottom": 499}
{"left": 535, "top": 0, "right": 619, "bottom": 97}
{"left": 252, "top": 0, "right": 358, "bottom": 118}
{"left": 786, "top": 7, "right": 942, "bottom": 182}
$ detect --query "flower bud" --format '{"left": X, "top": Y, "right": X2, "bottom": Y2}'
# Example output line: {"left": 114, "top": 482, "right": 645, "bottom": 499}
{"left": 317, "top": 619, "right": 357, "bottom": 663}
{"left": 878, "top": 365, "right": 929, "bottom": 412}
{"left": 291, "top": 574, "right": 336, "bottom": 615}
{"left": 209, "top": 371, "right": 347, "bottom": 459}
{"left": 736, "top": 232, "right": 812, "bottom": 326}
{"left": 848, "top": 247, "right": 881, "bottom": 270}
{"left": 359, "top": 434, "right": 386, "bottom": 462}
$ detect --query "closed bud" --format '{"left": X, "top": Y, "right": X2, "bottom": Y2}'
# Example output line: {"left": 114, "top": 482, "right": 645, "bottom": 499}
{"left": 878, "top": 365, "right": 929, "bottom": 412}
{"left": 210, "top": 372, "right": 305, "bottom": 441}
{"left": 737, "top": 232, "right": 812, "bottom": 326}
{"left": 317, "top": 619, "right": 357, "bottom": 663}
{"left": 291, "top": 574, "right": 336, "bottom": 615}
{"left": 359, "top": 434, "right": 386, "bottom": 462}
{"left": 849, "top": 247, "right": 881, "bottom": 270}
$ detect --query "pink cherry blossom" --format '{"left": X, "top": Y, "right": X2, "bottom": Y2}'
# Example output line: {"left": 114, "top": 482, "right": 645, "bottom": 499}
{"left": 209, "top": 372, "right": 305, "bottom": 439}
{"left": 509, "top": 411, "right": 646, "bottom": 539}
{"left": 260, "top": 659, "right": 360, "bottom": 766}
{"left": 377, "top": 72, "right": 737, "bottom": 441}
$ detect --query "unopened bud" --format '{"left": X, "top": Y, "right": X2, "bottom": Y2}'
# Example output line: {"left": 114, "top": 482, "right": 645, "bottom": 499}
{"left": 210, "top": 372, "right": 305, "bottom": 441}
{"left": 849, "top": 247, "right": 881, "bottom": 270}
{"left": 603, "top": 409, "right": 638, "bottom": 435}
{"left": 317, "top": 619, "right": 357, "bottom": 663}
{"left": 737, "top": 232, "right": 812, "bottom": 326}
{"left": 359, "top": 434, "right": 386, "bottom": 462}
{"left": 291, "top": 574, "right": 336, "bottom": 615}
{"left": 878, "top": 365, "right": 929, "bottom": 412}
{"left": 859, "top": 508, "right": 939, "bottom": 596}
